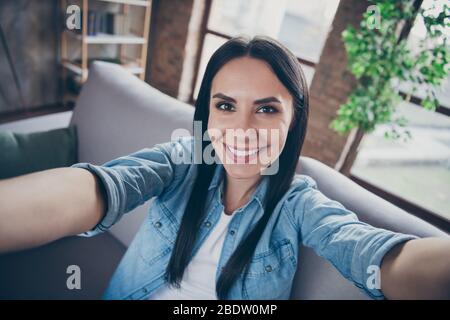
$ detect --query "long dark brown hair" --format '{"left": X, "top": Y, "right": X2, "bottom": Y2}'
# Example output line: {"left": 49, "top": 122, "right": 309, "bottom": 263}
{"left": 165, "top": 35, "right": 309, "bottom": 299}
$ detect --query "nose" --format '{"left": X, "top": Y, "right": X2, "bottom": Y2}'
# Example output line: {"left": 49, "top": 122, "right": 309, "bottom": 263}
{"left": 234, "top": 113, "right": 253, "bottom": 131}
{"left": 226, "top": 113, "right": 259, "bottom": 147}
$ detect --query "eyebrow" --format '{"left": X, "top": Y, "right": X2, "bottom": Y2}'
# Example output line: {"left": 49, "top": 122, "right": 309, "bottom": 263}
{"left": 212, "top": 93, "right": 281, "bottom": 105}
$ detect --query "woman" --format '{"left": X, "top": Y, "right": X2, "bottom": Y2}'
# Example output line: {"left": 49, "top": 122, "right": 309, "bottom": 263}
{"left": 0, "top": 36, "right": 449, "bottom": 300}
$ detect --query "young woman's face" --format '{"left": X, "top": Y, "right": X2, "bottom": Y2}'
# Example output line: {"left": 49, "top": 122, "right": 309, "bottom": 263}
{"left": 207, "top": 57, "right": 294, "bottom": 179}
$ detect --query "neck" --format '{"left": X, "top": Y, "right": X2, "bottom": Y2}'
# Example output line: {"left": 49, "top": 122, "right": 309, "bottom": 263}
{"left": 222, "top": 173, "right": 262, "bottom": 215}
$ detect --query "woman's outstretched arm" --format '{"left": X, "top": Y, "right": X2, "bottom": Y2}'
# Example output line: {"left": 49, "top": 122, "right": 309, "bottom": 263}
{"left": 381, "top": 237, "right": 450, "bottom": 299}
{"left": 291, "top": 179, "right": 449, "bottom": 300}
{"left": 0, "top": 167, "right": 106, "bottom": 253}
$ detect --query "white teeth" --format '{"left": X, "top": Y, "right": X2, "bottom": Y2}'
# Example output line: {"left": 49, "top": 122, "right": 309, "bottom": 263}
{"left": 227, "top": 145, "right": 259, "bottom": 157}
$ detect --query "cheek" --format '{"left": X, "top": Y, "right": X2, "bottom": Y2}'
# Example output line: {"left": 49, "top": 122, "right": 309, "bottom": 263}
{"left": 278, "top": 128, "right": 289, "bottom": 155}
{"left": 208, "top": 109, "right": 235, "bottom": 132}
{"left": 268, "top": 123, "right": 289, "bottom": 159}
{"left": 207, "top": 110, "right": 220, "bottom": 128}
{"left": 206, "top": 114, "right": 226, "bottom": 153}
{"left": 207, "top": 111, "right": 224, "bottom": 142}
{"left": 266, "top": 116, "right": 290, "bottom": 146}
{"left": 264, "top": 114, "right": 292, "bottom": 158}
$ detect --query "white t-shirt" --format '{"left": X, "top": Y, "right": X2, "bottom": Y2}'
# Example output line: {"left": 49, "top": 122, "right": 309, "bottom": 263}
{"left": 149, "top": 210, "right": 233, "bottom": 299}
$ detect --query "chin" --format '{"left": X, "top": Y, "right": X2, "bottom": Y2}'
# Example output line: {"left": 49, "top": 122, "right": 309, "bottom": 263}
{"left": 222, "top": 163, "right": 264, "bottom": 179}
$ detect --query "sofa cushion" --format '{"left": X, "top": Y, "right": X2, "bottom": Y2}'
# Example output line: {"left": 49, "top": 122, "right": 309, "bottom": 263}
{"left": 0, "top": 126, "right": 78, "bottom": 179}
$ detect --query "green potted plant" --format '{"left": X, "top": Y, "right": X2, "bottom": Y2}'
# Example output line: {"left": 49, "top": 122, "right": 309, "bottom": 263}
{"left": 331, "top": 0, "right": 449, "bottom": 174}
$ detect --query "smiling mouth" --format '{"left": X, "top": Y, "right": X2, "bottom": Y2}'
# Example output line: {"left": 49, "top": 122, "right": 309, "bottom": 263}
{"left": 226, "top": 145, "right": 259, "bottom": 156}
{"left": 222, "top": 142, "right": 268, "bottom": 163}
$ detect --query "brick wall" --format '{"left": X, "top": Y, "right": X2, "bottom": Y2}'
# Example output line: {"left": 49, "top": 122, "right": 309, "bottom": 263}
{"left": 145, "top": 0, "right": 195, "bottom": 98}
{"left": 301, "top": 0, "right": 369, "bottom": 168}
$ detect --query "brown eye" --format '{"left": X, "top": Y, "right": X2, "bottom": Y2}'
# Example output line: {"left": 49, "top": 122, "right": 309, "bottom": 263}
{"left": 215, "top": 102, "right": 235, "bottom": 112}
{"left": 257, "top": 106, "right": 278, "bottom": 113}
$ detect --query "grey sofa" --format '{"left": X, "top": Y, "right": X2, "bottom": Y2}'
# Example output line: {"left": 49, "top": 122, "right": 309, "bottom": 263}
{"left": 0, "top": 61, "right": 447, "bottom": 299}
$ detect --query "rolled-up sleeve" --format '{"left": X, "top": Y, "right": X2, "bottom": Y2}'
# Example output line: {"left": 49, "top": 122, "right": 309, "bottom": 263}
{"left": 71, "top": 136, "right": 193, "bottom": 237}
{"left": 293, "top": 180, "right": 419, "bottom": 299}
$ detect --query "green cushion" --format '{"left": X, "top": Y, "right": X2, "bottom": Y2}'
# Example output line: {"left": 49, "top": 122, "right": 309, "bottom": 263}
{"left": 0, "top": 126, "right": 78, "bottom": 179}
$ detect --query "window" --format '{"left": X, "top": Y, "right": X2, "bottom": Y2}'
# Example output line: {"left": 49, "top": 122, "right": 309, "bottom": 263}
{"left": 398, "top": 0, "right": 450, "bottom": 110}
{"left": 351, "top": 0, "right": 450, "bottom": 223}
{"left": 352, "top": 101, "right": 450, "bottom": 221}
{"left": 192, "top": 0, "right": 340, "bottom": 100}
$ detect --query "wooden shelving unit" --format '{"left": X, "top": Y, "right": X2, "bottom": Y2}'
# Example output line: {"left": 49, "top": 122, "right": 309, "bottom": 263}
{"left": 96, "top": 0, "right": 150, "bottom": 5}
{"left": 60, "top": 0, "right": 152, "bottom": 105}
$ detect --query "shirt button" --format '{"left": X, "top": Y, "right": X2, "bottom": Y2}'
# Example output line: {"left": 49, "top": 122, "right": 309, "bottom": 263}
{"left": 143, "top": 287, "right": 148, "bottom": 293}
{"left": 265, "top": 265, "right": 273, "bottom": 272}
{"left": 205, "top": 221, "right": 211, "bottom": 228}
{"left": 154, "top": 221, "right": 162, "bottom": 228}
{"left": 229, "top": 230, "right": 235, "bottom": 236}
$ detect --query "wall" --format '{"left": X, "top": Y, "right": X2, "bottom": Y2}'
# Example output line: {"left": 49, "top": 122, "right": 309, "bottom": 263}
{"left": 301, "top": 0, "right": 369, "bottom": 167}
{"left": 146, "top": 0, "right": 196, "bottom": 98}
{"left": 0, "top": 0, "right": 60, "bottom": 115}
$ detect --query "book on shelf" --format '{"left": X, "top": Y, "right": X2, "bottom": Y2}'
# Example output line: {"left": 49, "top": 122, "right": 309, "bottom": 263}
{"left": 83, "top": 11, "right": 128, "bottom": 36}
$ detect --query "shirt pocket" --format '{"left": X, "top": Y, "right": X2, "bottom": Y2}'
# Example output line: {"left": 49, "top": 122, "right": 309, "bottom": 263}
{"left": 243, "top": 239, "right": 297, "bottom": 299}
{"left": 148, "top": 200, "right": 180, "bottom": 245}
{"left": 137, "top": 200, "right": 179, "bottom": 266}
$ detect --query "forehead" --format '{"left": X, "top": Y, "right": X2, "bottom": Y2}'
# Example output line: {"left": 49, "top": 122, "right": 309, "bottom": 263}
{"left": 211, "top": 57, "right": 291, "bottom": 101}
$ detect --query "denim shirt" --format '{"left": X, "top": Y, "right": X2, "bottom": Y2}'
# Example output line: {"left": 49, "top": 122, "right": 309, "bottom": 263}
{"left": 71, "top": 136, "right": 417, "bottom": 300}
